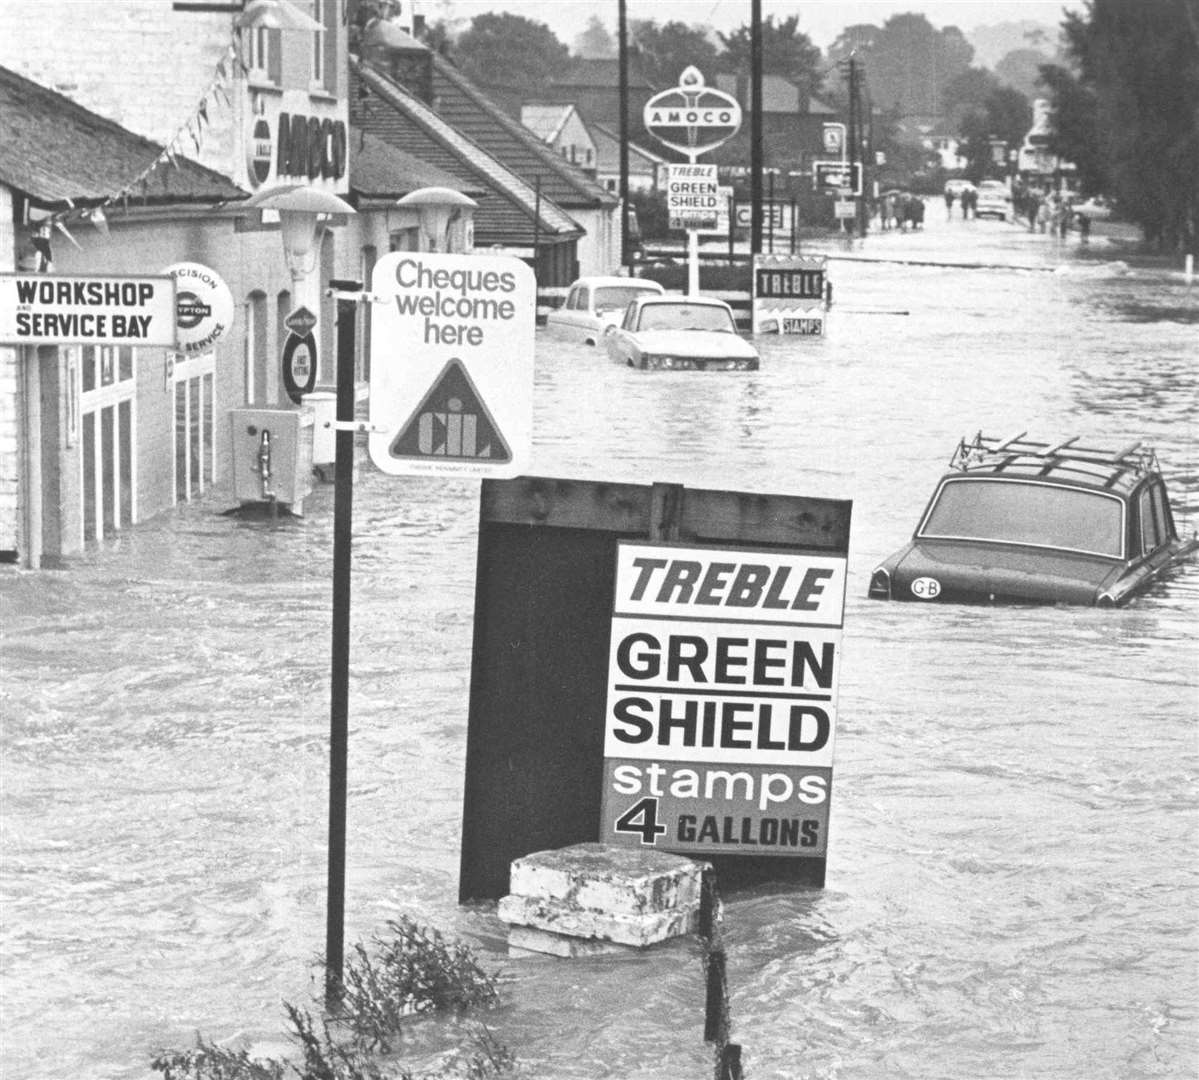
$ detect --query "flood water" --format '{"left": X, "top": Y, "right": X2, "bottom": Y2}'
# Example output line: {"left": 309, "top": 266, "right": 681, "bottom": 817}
{"left": 3, "top": 211, "right": 1197, "bottom": 1080}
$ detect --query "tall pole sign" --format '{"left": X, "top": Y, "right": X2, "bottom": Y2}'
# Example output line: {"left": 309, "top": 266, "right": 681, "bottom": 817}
{"left": 643, "top": 67, "right": 741, "bottom": 296}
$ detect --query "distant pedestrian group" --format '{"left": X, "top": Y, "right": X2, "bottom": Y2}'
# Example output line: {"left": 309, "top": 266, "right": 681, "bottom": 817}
{"left": 880, "top": 192, "right": 924, "bottom": 231}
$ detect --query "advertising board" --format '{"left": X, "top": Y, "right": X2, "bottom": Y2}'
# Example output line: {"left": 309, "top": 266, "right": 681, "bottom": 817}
{"left": 666, "top": 163, "right": 720, "bottom": 231}
{"left": 814, "top": 161, "right": 862, "bottom": 195}
{"left": 368, "top": 252, "right": 535, "bottom": 478}
{"left": 752, "top": 255, "right": 829, "bottom": 335}
{"left": 600, "top": 541, "right": 846, "bottom": 857}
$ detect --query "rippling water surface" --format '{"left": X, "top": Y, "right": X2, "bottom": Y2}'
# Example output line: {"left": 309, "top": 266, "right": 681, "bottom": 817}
{"left": 3, "top": 216, "right": 1197, "bottom": 1079}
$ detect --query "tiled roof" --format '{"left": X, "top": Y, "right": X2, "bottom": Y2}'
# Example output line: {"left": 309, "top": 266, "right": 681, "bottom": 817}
{"left": 589, "top": 123, "right": 669, "bottom": 169}
{"left": 554, "top": 57, "right": 654, "bottom": 91}
{"left": 350, "top": 129, "right": 486, "bottom": 202}
{"left": 0, "top": 64, "right": 245, "bottom": 208}
{"left": 351, "top": 58, "right": 582, "bottom": 248}
{"left": 428, "top": 54, "right": 618, "bottom": 211}
{"left": 521, "top": 104, "right": 574, "bottom": 145}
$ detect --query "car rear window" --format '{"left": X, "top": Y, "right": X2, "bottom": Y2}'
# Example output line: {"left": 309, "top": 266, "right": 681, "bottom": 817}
{"left": 636, "top": 304, "right": 734, "bottom": 332}
{"left": 919, "top": 478, "right": 1124, "bottom": 557}
{"left": 594, "top": 285, "right": 659, "bottom": 313}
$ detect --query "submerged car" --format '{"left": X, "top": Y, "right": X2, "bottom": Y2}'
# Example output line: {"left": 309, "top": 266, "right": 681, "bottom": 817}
{"left": 604, "top": 295, "right": 759, "bottom": 371}
{"left": 974, "top": 180, "right": 1013, "bottom": 221}
{"left": 545, "top": 276, "right": 665, "bottom": 345}
{"left": 869, "top": 433, "right": 1197, "bottom": 606}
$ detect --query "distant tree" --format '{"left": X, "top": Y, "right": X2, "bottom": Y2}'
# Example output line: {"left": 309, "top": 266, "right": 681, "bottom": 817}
{"left": 1044, "top": 0, "right": 1197, "bottom": 251}
{"left": 1036, "top": 63, "right": 1105, "bottom": 193}
{"left": 574, "top": 15, "right": 616, "bottom": 59}
{"left": 957, "top": 86, "right": 1033, "bottom": 181}
{"left": 718, "top": 14, "right": 823, "bottom": 95}
{"left": 449, "top": 12, "right": 571, "bottom": 92}
{"left": 630, "top": 19, "right": 719, "bottom": 88}
{"left": 827, "top": 14, "right": 974, "bottom": 116}
{"left": 994, "top": 48, "right": 1052, "bottom": 100}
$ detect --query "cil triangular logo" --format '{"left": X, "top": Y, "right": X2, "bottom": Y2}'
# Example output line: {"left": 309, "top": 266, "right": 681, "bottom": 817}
{"left": 389, "top": 358, "right": 511, "bottom": 463}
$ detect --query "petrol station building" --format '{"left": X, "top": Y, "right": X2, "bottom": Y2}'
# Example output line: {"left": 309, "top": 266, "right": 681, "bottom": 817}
{"left": 0, "top": 1, "right": 596, "bottom": 568}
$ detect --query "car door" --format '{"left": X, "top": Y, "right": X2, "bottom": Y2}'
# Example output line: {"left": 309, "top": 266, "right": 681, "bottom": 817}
{"left": 547, "top": 284, "right": 585, "bottom": 339}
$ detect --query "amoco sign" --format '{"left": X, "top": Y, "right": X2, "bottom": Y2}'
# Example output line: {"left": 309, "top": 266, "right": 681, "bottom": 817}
{"left": 643, "top": 66, "right": 742, "bottom": 158}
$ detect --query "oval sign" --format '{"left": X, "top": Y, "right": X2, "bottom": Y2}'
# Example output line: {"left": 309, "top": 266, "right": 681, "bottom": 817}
{"left": 246, "top": 114, "right": 273, "bottom": 188}
{"left": 643, "top": 66, "right": 742, "bottom": 157}
{"left": 911, "top": 576, "right": 942, "bottom": 600}
{"left": 162, "top": 262, "right": 234, "bottom": 355}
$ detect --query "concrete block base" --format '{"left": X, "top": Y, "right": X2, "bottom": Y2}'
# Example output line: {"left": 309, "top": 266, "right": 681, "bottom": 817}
{"left": 507, "top": 924, "right": 636, "bottom": 958}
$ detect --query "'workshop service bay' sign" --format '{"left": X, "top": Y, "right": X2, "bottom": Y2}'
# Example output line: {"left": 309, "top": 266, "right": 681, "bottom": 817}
{"left": 600, "top": 542, "right": 846, "bottom": 858}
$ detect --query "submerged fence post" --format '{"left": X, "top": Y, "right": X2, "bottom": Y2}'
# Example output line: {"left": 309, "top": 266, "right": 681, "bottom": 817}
{"left": 700, "top": 867, "right": 742, "bottom": 1079}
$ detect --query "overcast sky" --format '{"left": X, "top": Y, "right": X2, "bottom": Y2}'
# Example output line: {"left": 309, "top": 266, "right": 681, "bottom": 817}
{"left": 431, "top": 1, "right": 1081, "bottom": 49}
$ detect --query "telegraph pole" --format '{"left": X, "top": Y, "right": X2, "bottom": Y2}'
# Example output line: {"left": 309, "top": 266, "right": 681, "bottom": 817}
{"left": 845, "top": 56, "right": 860, "bottom": 238}
{"left": 750, "top": 0, "right": 763, "bottom": 255}
{"left": 618, "top": 0, "right": 630, "bottom": 268}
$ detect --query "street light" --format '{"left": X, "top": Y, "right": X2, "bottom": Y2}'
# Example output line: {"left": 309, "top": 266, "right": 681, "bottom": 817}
{"left": 242, "top": 184, "right": 355, "bottom": 400}
{"left": 243, "top": 183, "right": 355, "bottom": 278}
{"left": 395, "top": 186, "right": 477, "bottom": 252}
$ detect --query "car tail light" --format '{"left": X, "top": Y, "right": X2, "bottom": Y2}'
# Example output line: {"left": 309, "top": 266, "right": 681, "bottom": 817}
{"left": 868, "top": 567, "right": 891, "bottom": 599}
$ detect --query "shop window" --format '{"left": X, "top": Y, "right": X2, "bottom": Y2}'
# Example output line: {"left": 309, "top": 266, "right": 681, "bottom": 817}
{"left": 245, "top": 291, "right": 268, "bottom": 404}
{"left": 77, "top": 345, "right": 137, "bottom": 543}
{"left": 313, "top": 0, "right": 337, "bottom": 94}
{"left": 173, "top": 353, "right": 215, "bottom": 504}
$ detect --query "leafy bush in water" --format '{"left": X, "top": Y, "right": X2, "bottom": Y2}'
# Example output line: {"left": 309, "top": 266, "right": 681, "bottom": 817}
{"left": 335, "top": 917, "right": 500, "bottom": 1051}
{"left": 151, "top": 918, "right": 506, "bottom": 1080}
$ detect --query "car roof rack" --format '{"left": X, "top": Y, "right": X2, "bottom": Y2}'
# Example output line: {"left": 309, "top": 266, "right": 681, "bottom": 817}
{"left": 950, "top": 431, "right": 1159, "bottom": 489}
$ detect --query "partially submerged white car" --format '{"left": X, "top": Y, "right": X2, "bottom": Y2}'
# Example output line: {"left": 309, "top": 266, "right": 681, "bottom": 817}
{"left": 604, "top": 295, "right": 759, "bottom": 371}
{"left": 545, "top": 276, "right": 665, "bottom": 345}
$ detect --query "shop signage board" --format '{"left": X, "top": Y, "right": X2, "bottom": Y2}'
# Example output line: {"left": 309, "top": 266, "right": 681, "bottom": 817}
{"left": 0, "top": 273, "right": 176, "bottom": 347}
{"left": 666, "top": 164, "right": 719, "bottom": 231}
{"left": 368, "top": 251, "right": 535, "bottom": 478}
{"left": 752, "top": 254, "right": 829, "bottom": 336}
{"left": 600, "top": 541, "right": 846, "bottom": 858}
{"left": 814, "top": 161, "right": 862, "bottom": 195}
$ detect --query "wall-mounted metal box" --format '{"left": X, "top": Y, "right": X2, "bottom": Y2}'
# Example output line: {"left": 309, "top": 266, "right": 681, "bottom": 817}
{"left": 229, "top": 407, "right": 313, "bottom": 512}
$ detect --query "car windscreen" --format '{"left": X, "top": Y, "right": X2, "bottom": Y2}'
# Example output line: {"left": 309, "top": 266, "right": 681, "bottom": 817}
{"left": 919, "top": 478, "right": 1124, "bottom": 557}
{"left": 636, "top": 304, "right": 734, "bottom": 332}
{"left": 594, "top": 285, "right": 659, "bottom": 313}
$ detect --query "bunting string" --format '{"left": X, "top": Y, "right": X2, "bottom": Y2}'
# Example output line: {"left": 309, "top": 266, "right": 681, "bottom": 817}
{"left": 30, "top": 27, "right": 250, "bottom": 266}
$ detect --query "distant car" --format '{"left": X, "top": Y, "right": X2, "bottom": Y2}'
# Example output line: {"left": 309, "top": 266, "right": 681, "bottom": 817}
{"left": 545, "top": 276, "right": 665, "bottom": 345}
{"left": 974, "top": 180, "right": 1013, "bottom": 221}
{"left": 604, "top": 295, "right": 759, "bottom": 371}
{"left": 1072, "top": 196, "right": 1114, "bottom": 222}
{"left": 868, "top": 433, "right": 1198, "bottom": 606}
{"left": 944, "top": 179, "right": 976, "bottom": 198}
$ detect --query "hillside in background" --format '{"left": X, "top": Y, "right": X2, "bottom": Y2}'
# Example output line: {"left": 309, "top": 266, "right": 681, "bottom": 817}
{"left": 967, "top": 19, "right": 1060, "bottom": 68}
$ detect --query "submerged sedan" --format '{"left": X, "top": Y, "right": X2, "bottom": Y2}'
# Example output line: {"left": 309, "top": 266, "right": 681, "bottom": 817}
{"left": 604, "top": 295, "right": 759, "bottom": 371}
{"left": 869, "top": 433, "right": 1197, "bottom": 606}
{"left": 544, "top": 276, "right": 665, "bottom": 345}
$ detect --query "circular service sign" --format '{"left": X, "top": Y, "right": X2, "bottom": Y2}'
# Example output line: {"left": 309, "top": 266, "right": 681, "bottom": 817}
{"left": 643, "top": 65, "right": 742, "bottom": 157}
{"left": 162, "top": 262, "right": 235, "bottom": 355}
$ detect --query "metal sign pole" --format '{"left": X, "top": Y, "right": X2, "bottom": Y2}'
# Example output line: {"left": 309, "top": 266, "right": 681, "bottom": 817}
{"left": 324, "top": 278, "right": 361, "bottom": 1010}
{"left": 687, "top": 152, "right": 700, "bottom": 297}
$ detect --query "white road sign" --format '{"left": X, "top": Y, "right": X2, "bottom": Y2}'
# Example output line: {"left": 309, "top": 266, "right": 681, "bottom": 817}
{"left": 368, "top": 252, "right": 535, "bottom": 478}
